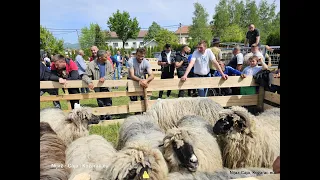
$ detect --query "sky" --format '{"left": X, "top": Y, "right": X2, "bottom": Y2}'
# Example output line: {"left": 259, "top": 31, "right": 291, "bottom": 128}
{"left": 40, "top": 0, "right": 280, "bottom": 44}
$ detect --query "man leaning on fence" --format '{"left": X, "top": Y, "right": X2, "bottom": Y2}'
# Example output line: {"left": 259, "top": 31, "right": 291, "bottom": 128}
{"left": 82, "top": 50, "right": 114, "bottom": 120}
{"left": 181, "top": 40, "right": 228, "bottom": 97}
{"left": 50, "top": 54, "right": 80, "bottom": 109}
{"left": 127, "top": 47, "right": 154, "bottom": 104}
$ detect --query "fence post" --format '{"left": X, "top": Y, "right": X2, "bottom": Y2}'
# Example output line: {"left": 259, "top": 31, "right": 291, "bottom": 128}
{"left": 257, "top": 86, "right": 265, "bottom": 111}
{"left": 64, "top": 88, "right": 72, "bottom": 110}
{"left": 143, "top": 87, "right": 149, "bottom": 111}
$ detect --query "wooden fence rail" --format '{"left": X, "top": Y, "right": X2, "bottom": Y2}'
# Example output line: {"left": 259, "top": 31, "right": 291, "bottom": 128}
{"left": 40, "top": 76, "right": 280, "bottom": 120}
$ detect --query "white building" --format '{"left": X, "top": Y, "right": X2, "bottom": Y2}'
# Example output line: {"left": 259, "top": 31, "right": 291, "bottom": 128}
{"left": 175, "top": 25, "right": 190, "bottom": 44}
{"left": 106, "top": 30, "right": 148, "bottom": 49}
{"left": 105, "top": 25, "right": 190, "bottom": 49}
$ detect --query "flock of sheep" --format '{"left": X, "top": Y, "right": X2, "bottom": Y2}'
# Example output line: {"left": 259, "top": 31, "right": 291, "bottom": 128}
{"left": 40, "top": 97, "right": 280, "bottom": 180}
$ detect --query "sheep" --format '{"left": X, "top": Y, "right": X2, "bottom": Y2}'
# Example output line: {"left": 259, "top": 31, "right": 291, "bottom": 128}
{"left": 100, "top": 144, "right": 168, "bottom": 180}
{"left": 163, "top": 115, "right": 223, "bottom": 173}
{"left": 167, "top": 167, "right": 275, "bottom": 180}
{"left": 40, "top": 107, "right": 100, "bottom": 146}
{"left": 100, "top": 115, "right": 168, "bottom": 180}
{"left": 40, "top": 122, "right": 70, "bottom": 180}
{"left": 145, "top": 97, "right": 224, "bottom": 131}
{"left": 212, "top": 106, "right": 280, "bottom": 169}
{"left": 117, "top": 114, "right": 165, "bottom": 151}
{"left": 66, "top": 134, "right": 117, "bottom": 180}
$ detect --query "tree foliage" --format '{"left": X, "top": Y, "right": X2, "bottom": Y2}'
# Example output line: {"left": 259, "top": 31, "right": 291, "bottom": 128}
{"left": 144, "top": 21, "right": 162, "bottom": 43}
{"left": 188, "top": 2, "right": 212, "bottom": 47}
{"left": 79, "top": 23, "right": 108, "bottom": 50}
{"left": 40, "top": 25, "right": 64, "bottom": 55}
{"left": 154, "top": 29, "right": 179, "bottom": 49}
{"left": 212, "top": 0, "right": 279, "bottom": 44}
{"left": 107, "top": 10, "right": 140, "bottom": 49}
{"left": 220, "top": 24, "right": 245, "bottom": 42}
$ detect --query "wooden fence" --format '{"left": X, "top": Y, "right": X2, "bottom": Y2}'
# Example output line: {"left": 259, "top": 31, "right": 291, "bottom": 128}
{"left": 40, "top": 76, "right": 280, "bottom": 121}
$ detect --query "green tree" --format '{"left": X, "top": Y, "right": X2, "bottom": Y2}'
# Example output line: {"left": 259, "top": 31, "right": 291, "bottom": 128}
{"left": 107, "top": 10, "right": 140, "bottom": 49}
{"left": 220, "top": 24, "right": 245, "bottom": 42}
{"left": 154, "top": 29, "right": 179, "bottom": 49}
{"left": 256, "top": 0, "right": 277, "bottom": 44}
{"left": 189, "top": 2, "right": 212, "bottom": 46}
{"left": 212, "top": 0, "right": 230, "bottom": 37}
{"left": 144, "top": 22, "right": 162, "bottom": 42}
{"left": 266, "top": 29, "right": 280, "bottom": 45}
{"left": 79, "top": 23, "right": 108, "bottom": 49}
{"left": 243, "top": 0, "right": 259, "bottom": 29}
{"left": 40, "top": 25, "right": 64, "bottom": 54}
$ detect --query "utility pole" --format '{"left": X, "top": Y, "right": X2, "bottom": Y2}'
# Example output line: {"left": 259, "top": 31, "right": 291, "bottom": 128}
{"left": 179, "top": 23, "right": 182, "bottom": 44}
{"left": 76, "top": 30, "right": 80, "bottom": 44}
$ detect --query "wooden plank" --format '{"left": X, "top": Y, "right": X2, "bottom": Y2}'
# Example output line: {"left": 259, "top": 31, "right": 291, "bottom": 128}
{"left": 129, "top": 95, "right": 259, "bottom": 112}
{"left": 264, "top": 103, "right": 275, "bottom": 110}
{"left": 154, "top": 76, "right": 179, "bottom": 80}
{"left": 40, "top": 91, "right": 152, "bottom": 102}
{"left": 40, "top": 80, "right": 128, "bottom": 89}
{"left": 89, "top": 119, "right": 125, "bottom": 126}
{"left": 64, "top": 88, "right": 72, "bottom": 110}
{"left": 64, "top": 105, "right": 128, "bottom": 115}
{"left": 257, "top": 86, "right": 265, "bottom": 110}
{"left": 271, "top": 77, "right": 280, "bottom": 86}
{"left": 128, "top": 76, "right": 258, "bottom": 92}
{"left": 264, "top": 91, "right": 280, "bottom": 105}
{"left": 232, "top": 174, "right": 279, "bottom": 180}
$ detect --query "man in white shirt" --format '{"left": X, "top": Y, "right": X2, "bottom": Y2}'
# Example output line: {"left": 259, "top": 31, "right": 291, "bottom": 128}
{"left": 181, "top": 40, "right": 228, "bottom": 97}
{"left": 157, "top": 44, "right": 176, "bottom": 98}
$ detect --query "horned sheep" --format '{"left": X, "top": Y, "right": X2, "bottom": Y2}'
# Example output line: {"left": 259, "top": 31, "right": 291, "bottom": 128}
{"left": 100, "top": 114, "right": 168, "bottom": 180}
{"left": 65, "top": 134, "right": 117, "bottom": 180}
{"left": 145, "top": 97, "right": 224, "bottom": 131}
{"left": 163, "top": 115, "right": 223, "bottom": 173}
{"left": 40, "top": 122, "right": 70, "bottom": 180}
{"left": 213, "top": 106, "right": 280, "bottom": 169}
{"left": 40, "top": 107, "right": 100, "bottom": 146}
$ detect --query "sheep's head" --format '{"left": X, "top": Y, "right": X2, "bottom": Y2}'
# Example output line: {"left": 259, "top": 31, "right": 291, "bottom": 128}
{"left": 164, "top": 128, "right": 199, "bottom": 172}
{"left": 40, "top": 122, "right": 56, "bottom": 138}
{"left": 213, "top": 106, "right": 253, "bottom": 137}
{"left": 67, "top": 107, "right": 100, "bottom": 127}
{"left": 106, "top": 146, "right": 167, "bottom": 180}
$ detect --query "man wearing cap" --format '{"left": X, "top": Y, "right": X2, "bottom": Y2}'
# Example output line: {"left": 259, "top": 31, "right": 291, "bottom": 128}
{"left": 157, "top": 43, "right": 176, "bottom": 99}
{"left": 209, "top": 37, "right": 223, "bottom": 76}
{"left": 244, "top": 24, "right": 260, "bottom": 47}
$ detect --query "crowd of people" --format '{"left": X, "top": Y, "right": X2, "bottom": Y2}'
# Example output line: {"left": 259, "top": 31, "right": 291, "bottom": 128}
{"left": 40, "top": 23, "right": 280, "bottom": 119}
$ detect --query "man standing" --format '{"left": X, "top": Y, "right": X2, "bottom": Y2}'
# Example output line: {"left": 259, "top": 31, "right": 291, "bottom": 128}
{"left": 127, "top": 47, "right": 154, "bottom": 102}
{"left": 50, "top": 54, "right": 80, "bottom": 109}
{"left": 244, "top": 24, "right": 260, "bottom": 47}
{"left": 113, "top": 51, "right": 123, "bottom": 80}
{"left": 209, "top": 37, "right": 223, "bottom": 76}
{"left": 181, "top": 40, "right": 228, "bottom": 97}
{"left": 228, "top": 46, "right": 244, "bottom": 71}
{"left": 82, "top": 50, "right": 114, "bottom": 120}
{"left": 89, "top": 46, "right": 99, "bottom": 62}
{"left": 75, "top": 49, "right": 89, "bottom": 93}
{"left": 175, "top": 45, "right": 191, "bottom": 97}
{"left": 158, "top": 44, "right": 176, "bottom": 99}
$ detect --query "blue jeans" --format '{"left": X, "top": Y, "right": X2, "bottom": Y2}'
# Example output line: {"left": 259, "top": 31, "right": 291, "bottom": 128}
{"left": 113, "top": 66, "right": 121, "bottom": 80}
{"left": 193, "top": 73, "right": 210, "bottom": 97}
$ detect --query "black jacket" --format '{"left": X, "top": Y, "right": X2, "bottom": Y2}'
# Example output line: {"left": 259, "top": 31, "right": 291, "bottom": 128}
{"left": 40, "top": 62, "right": 51, "bottom": 81}
{"left": 253, "top": 69, "right": 271, "bottom": 91}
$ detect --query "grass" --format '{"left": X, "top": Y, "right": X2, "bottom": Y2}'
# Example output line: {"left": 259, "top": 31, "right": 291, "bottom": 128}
{"left": 40, "top": 74, "right": 183, "bottom": 144}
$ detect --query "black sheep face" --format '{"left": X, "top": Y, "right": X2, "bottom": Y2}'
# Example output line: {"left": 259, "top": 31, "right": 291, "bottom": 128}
{"left": 87, "top": 114, "right": 100, "bottom": 125}
{"left": 122, "top": 164, "right": 151, "bottom": 180}
{"left": 172, "top": 141, "right": 198, "bottom": 172}
{"left": 213, "top": 115, "right": 234, "bottom": 135}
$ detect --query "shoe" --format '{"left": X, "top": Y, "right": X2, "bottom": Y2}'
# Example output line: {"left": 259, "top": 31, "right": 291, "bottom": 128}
{"left": 104, "top": 115, "right": 112, "bottom": 120}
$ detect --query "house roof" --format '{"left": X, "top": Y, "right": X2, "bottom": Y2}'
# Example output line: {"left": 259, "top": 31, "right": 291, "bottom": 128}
{"left": 108, "top": 30, "right": 148, "bottom": 38}
{"left": 175, "top": 26, "right": 189, "bottom": 34}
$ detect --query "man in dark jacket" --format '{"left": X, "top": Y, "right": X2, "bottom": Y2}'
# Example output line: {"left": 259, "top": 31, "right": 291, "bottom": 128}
{"left": 50, "top": 54, "right": 80, "bottom": 109}
{"left": 175, "top": 45, "right": 191, "bottom": 97}
{"left": 157, "top": 44, "right": 176, "bottom": 98}
{"left": 40, "top": 60, "right": 61, "bottom": 108}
